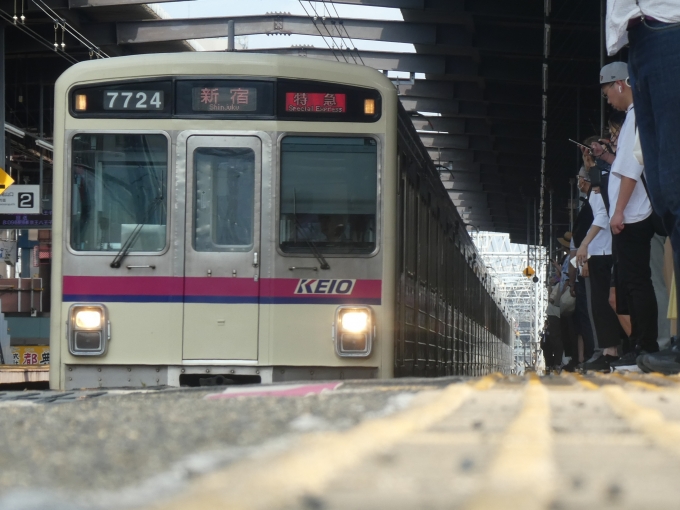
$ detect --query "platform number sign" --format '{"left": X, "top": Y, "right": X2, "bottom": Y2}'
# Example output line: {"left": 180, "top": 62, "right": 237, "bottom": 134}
{"left": 0, "top": 185, "right": 40, "bottom": 214}
{"left": 18, "top": 192, "right": 34, "bottom": 209}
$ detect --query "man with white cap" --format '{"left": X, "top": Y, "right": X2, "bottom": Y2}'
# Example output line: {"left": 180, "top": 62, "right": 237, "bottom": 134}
{"left": 607, "top": 1, "right": 680, "bottom": 374}
{"left": 600, "top": 61, "right": 659, "bottom": 370}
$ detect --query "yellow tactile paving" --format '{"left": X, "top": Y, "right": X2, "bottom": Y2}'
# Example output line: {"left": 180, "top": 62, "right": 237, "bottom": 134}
{"left": 571, "top": 372, "right": 599, "bottom": 390}
{"left": 602, "top": 384, "right": 680, "bottom": 458}
{"left": 463, "top": 379, "right": 555, "bottom": 510}
{"left": 148, "top": 382, "right": 474, "bottom": 510}
{"left": 139, "top": 374, "right": 680, "bottom": 510}
{"left": 646, "top": 372, "right": 677, "bottom": 383}
{"left": 471, "top": 372, "right": 501, "bottom": 390}
{"left": 608, "top": 372, "right": 662, "bottom": 391}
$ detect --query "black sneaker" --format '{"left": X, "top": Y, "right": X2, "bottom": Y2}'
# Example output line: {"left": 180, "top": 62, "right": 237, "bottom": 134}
{"left": 637, "top": 354, "right": 653, "bottom": 373}
{"left": 581, "top": 354, "right": 618, "bottom": 373}
{"left": 638, "top": 339, "right": 680, "bottom": 375}
{"left": 610, "top": 351, "right": 645, "bottom": 372}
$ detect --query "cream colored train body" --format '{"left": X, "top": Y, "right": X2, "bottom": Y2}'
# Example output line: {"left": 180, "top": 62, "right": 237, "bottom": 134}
{"left": 50, "top": 53, "right": 512, "bottom": 390}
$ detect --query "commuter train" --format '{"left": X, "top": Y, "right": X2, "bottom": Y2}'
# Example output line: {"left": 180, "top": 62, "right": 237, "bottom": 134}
{"left": 49, "top": 53, "right": 513, "bottom": 390}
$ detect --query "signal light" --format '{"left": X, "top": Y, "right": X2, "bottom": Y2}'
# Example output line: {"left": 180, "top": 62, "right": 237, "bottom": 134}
{"left": 364, "top": 99, "right": 375, "bottom": 115}
{"left": 75, "top": 94, "right": 87, "bottom": 111}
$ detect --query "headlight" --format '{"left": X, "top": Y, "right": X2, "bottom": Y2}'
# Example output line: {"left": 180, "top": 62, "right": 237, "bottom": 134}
{"left": 341, "top": 311, "right": 369, "bottom": 334}
{"left": 68, "top": 304, "right": 110, "bottom": 356}
{"left": 75, "top": 310, "right": 102, "bottom": 329}
{"left": 334, "top": 306, "right": 374, "bottom": 357}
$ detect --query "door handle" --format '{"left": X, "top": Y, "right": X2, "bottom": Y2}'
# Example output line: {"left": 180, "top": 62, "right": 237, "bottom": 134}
{"left": 253, "top": 252, "right": 259, "bottom": 267}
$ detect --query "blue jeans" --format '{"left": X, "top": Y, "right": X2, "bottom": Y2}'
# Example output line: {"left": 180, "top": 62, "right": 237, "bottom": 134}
{"left": 628, "top": 19, "right": 680, "bottom": 323}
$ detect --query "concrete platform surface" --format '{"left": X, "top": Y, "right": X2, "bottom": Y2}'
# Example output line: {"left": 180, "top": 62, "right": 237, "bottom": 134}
{"left": 0, "top": 373, "right": 679, "bottom": 509}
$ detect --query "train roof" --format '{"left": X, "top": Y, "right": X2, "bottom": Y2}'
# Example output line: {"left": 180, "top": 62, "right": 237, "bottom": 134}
{"left": 55, "top": 52, "right": 396, "bottom": 97}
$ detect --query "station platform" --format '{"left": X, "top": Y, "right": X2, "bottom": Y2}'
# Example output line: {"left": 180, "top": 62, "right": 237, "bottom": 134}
{"left": 0, "top": 364, "right": 49, "bottom": 385}
{"left": 0, "top": 373, "right": 679, "bottom": 509}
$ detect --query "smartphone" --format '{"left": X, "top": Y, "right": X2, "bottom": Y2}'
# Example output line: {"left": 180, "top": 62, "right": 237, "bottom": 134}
{"left": 570, "top": 255, "right": 591, "bottom": 268}
{"left": 569, "top": 139, "right": 593, "bottom": 153}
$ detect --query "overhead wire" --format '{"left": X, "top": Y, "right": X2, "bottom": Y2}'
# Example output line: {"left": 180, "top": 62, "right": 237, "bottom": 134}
{"left": 31, "top": 0, "right": 109, "bottom": 58}
{"left": 317, "top": 0, "right": 358, "bottom": 64}
{"left": 32, "top": 0, "right": 102, "bottom": 56}
{"left": 0, "top": 8, "right": 79, "bottom": 64}
{"left": 323, "top": 0, "right": 365, "bottom": 65}
{"left": 298, "top": 0, "right": 343, "bottom": 63}
{"left": 312, "top": 1, "right": 355, "bottom": 63}
{"left": 303, "top": 1, "right": 352, "bottom": 63}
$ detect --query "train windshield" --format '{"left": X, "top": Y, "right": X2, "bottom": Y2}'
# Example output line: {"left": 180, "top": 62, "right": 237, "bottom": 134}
{"left": 70, "top": 133, "right": 168, "bottom": 252}
{"left": 279, "top": 136, "right": 378, "bottom": 255}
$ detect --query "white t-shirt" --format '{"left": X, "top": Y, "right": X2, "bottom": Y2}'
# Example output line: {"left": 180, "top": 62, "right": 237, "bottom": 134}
{"left": 608, "top": 105, "right": 652, "bottom": 224}
{"left": 607, "top": 0, "right": 680, "bottom": 54}
{"left": 587, "top": 191, "right": 612, "bottom": 255}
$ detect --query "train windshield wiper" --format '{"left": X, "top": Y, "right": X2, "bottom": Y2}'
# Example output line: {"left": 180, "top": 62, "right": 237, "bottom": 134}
{"left": 293, "top": 222, "right": 330, "bottom": 270}
{"left": 304, "top": 237, "right": 330, "bottom": 271}
{"left": 110, "top": 195, "right": 163, "bottom": 269}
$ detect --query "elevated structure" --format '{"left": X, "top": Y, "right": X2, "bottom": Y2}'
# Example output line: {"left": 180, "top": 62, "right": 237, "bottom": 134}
{"left": 472, "top": 231, "right": 546, "bottom": 370}
{"left": 1, "top": 0, "right": 604, "bottom": 244}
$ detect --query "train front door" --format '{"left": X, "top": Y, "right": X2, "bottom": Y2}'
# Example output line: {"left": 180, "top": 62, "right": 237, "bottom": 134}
{"left": 182, "top": 135, "right": 262, "bottom": 360}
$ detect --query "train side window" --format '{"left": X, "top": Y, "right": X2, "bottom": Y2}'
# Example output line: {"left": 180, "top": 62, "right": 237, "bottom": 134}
{"left": 279, "top": 136, "right": 378, "bottom": 255}
{"left": 193, "top": 147, "right": 255, "bottom": 252}
{"left": 70, "top": 133, "right": 168, "bottom": 252}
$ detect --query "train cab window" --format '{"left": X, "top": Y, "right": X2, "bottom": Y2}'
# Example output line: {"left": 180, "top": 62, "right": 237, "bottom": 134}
{"left": 70, "top": 133, "right": 168, "bottom": 252}
{"left": 279, "top": 136, "right": 377, "bottom": 255}
{"left": 193, "top": 148, "right": 255, "bottom": 251}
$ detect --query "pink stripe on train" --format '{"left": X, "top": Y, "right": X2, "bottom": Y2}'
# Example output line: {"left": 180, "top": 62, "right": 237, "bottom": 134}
{"left": 63, "top": 276, "right": 382, "bottom": 299}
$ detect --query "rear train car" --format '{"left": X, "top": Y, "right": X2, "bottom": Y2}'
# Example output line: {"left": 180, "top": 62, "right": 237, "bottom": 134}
{"left": 49, "top": 53, "right": 511, "bottom": 390}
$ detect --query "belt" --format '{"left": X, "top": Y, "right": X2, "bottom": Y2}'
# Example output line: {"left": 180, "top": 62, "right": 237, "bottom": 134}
{"left": 627, "top": 15, "right": 659, "bottom": 30}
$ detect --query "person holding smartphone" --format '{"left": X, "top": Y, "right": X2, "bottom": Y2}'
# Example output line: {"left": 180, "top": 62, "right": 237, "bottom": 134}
{"left": 600, "top": 62, "right": 659, "bottom": 371}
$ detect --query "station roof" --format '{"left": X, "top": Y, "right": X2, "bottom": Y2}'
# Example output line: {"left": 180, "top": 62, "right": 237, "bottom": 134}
{"left": 2, "top": 0, "right": 604, "bottom": 243}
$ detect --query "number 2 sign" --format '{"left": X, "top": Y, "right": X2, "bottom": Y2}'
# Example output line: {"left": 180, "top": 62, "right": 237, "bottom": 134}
{"left": 0, "top": 185, "right": 40, "bottom": 214}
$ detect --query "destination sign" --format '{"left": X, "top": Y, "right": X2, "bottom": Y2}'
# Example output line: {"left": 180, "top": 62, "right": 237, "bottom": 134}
{"left": 72, "top": 79, "right": 379, "bottom": 122}
{"left": 103, "top": 90, "right": 164, "bottom": 110}
{"left": 192, "top": 87, "right": 258, "bottom": 112}
{"left": 284, "top": 93, "right": 347, "bottom": 113}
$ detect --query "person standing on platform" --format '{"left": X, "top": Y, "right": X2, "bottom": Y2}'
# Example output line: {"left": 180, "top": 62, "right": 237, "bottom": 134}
{"left": 576, "top": 171, "right": 622, "bottom": 372}
{"left": 557, "top": 233, "right": 578, "bottom": 367}
{"left": 544, "top": 287, "right": 562, "bottom": 372}
{"left": 589, "top": 113, "right": 634, "bottom": 340}
{"left": 600, "top": 62, "right": 659, "bottom": 371}
{"left": 607, "top": 2, "right": 680, "bottom": 373}
{"left": 570, "top": 166, "right": 598, "bottom": 370}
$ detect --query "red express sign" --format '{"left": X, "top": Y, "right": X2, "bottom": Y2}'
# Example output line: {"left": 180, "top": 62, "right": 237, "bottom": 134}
{"left": 285, "top": 93, "right": 347, "bottom": 113}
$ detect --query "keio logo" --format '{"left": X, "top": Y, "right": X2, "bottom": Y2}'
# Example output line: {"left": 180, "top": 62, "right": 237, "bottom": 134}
{"left": 295, "top": 279, "right": 356, "bottom": 295}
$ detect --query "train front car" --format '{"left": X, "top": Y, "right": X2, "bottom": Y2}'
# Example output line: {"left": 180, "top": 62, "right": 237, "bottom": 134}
{"left": 50, "top": 54, "right": 398, "bottom": 389}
